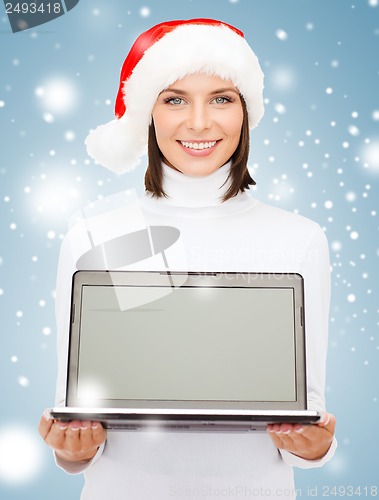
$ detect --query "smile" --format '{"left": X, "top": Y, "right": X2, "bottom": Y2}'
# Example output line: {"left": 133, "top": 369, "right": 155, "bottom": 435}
{"left": 180, "top": 140, "right": 218, "bottom": 150}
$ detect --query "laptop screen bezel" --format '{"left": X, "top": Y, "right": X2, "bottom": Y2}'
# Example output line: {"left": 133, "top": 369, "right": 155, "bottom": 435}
{"left": 66, "top": 271, "right": 306, "bottom": 411}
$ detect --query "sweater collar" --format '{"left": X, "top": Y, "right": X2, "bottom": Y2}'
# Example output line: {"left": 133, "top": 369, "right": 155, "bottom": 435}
{"left": 157, "top": 161, "right": 233, "bottom": 208}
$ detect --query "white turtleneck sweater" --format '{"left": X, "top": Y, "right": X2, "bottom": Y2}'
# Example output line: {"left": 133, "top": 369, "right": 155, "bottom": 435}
{"left": 54, "top": 162, "right": 337, "bottom": 499}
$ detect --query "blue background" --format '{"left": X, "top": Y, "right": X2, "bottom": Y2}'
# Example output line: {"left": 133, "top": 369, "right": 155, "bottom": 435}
{"left": 0, "top": 0, "right": 378, "bottom": 498}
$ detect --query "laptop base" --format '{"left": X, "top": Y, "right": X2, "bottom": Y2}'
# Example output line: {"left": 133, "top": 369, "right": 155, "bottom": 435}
{"left": 50, "top": 408, "right": 321, "bottom": 431}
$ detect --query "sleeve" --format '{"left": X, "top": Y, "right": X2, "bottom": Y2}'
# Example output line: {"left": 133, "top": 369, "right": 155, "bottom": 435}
{"left": 54, "top": 233, "right": 76, "bottom": 408}
{"left": 54, "top": 228, "right": 106, "bottom": 474}
{"left": 280, "top": 224, "right": 337, "bottom": 468}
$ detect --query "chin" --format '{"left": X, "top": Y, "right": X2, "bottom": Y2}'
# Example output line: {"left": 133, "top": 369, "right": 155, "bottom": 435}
{"left": 170, "top": 159, "right": 225, "bottom": 177}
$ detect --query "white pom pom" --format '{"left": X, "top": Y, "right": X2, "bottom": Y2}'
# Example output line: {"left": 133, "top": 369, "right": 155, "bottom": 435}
{"left": 85, "top": 116, "right": 147, "bottom": 174}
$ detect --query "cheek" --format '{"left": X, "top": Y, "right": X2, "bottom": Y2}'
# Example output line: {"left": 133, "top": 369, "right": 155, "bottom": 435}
{"left": 152, "top": 121, "right": 169, "bottom": 154}
{"left": 152, "top": 113, "right": 164, "bottom": 139}
{"left": 153, "top": 112, "right": 177, "bottom": 145}
{"left": 223, "top": 110, "right": 244, "bottom": 141}
{"left": 152, "top": 115, "right": 177, "bottom": 161}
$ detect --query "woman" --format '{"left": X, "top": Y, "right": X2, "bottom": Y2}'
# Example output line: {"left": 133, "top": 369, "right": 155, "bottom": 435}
{"left": 39, "top": 18, "right": 336, "bottom": 499}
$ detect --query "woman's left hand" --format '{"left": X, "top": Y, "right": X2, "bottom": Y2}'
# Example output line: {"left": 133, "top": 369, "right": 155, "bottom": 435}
{"left": 266, "top": 412, "right": 336, "bottom": 460}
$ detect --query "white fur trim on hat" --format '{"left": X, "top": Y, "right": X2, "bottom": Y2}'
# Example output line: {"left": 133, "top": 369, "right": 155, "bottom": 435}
{"left": 85, "top": 23, "right": 265, "bottom": 174}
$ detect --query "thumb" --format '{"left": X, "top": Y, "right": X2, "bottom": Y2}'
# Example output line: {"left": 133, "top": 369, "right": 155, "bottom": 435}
{"left": 318, "top": 412, "right": 336, "bottom": 434}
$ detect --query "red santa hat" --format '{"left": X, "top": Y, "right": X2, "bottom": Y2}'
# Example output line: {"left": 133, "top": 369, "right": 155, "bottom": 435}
{"left": 85, "top": 18, "right": 265, "bottom": 174}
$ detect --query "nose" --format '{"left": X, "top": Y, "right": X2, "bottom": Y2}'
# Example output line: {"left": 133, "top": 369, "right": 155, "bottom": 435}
{"left": 186, "top": 103, "right": 211, "bottom": 132}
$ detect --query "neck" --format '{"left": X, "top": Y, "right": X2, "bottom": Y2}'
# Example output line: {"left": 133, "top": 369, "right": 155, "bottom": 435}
{"left": 156, "top": 162, "right": 233, "bottom": 208}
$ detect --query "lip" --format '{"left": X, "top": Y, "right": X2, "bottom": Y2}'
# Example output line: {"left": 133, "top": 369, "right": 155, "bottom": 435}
{"left": 177, "top": 140, "right": 220, "bottom": 157}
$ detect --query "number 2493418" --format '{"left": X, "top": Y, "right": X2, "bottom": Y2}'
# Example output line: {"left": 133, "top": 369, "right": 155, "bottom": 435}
{"left": 5, "top": 3, "right": 62, "bottom": 14}
{"left": 322, "top": 486, "right": 377, "bottom": 497}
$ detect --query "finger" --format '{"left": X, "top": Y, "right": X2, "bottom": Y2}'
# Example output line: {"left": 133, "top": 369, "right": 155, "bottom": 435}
{"left": 267, "top": 423, "right": 291, "bottom": 448}
{"left": 79, "top": 421, "right": 98, "bottom": 450}
{"left": 78, "top": 420, "right": 91, "bottom": 433}
{"left": 268, "top": 423, "right": 281, "bottom": 433}
{"left": 64, "top": 421, "right": 83, "bottom": 453}
{"left": 91, "top": 421, "right": 107, "bottom": 446}
{"left": 317, "top": 412, "right": 336, "bottom": 434}
{"left": 293, "top": 416, "right": 334, "bottom": 444}
{"left": 44, "top": 421, "right": 69, "bottom": 450}
{"left": 277, "top": 423, "right": 295, "bottom": 434}
{"left": 276, "top": 430, "right": 305, "bottom": 448}
{"left": 268, "top": 431, "right": 285, "bottom": 449}
{"left": 267, "top": 422, "right": 298, "bottom": 437}
{"left": 38, "top": 411, "right": 55, "bottom": 440}
{"left": 268, "top": 423, "right": 310, "bottom": 451}
{"left": 292, "top": 423, "right": 304, "bottom": 433}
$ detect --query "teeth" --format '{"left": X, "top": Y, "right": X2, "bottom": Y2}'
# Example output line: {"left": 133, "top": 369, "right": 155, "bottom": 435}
{"left": 180, "top": 141, "right": 217, "bottom": 150}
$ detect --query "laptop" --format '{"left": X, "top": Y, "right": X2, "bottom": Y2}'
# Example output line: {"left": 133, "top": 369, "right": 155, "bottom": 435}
{"left": 51, "top": 270, "right": 321, "bottom": 431}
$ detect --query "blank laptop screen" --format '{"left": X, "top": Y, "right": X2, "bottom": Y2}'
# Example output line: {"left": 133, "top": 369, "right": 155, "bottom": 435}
{"left": 75, "top": 285, "right": 297, "bottom": 403}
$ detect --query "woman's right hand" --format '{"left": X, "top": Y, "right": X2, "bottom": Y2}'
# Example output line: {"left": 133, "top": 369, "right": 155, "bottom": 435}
{"left": 38, "top": 411, "right": 107, "bottom": 463}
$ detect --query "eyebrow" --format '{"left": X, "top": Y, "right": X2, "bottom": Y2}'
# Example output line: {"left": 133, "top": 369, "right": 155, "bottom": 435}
{"left": 160, "top": 87, "right": 240, "bottom": 96}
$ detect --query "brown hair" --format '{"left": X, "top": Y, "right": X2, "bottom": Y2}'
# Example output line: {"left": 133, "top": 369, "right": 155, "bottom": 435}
{"left": 144, "top": 95, "right": 255, "bottom": 202}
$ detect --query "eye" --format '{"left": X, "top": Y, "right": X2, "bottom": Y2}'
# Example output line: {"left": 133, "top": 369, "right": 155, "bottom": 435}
{"left": 212, "top": 96, "right": 233, "bottom": 104}
{"left": 165, "top": 97, "right": 185, "bottom": 105}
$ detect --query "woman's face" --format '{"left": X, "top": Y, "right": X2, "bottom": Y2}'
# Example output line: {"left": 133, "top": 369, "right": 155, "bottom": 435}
{"left": 152, "top": 73, "right": 244, "bottom": 177}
